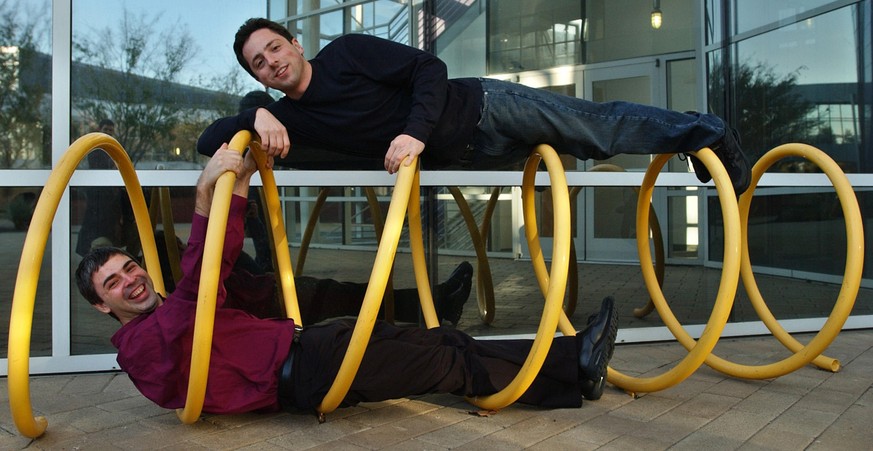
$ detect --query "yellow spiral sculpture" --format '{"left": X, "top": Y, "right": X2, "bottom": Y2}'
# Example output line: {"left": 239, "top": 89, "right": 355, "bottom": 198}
{"left": 693, "top": 143, "right": 862, "bottom": 378}
{"left": 607, "top": 144, "right": 862, "bottom": 395}
{"left": 7, "top": 132, "right": 862, "bottom": 437}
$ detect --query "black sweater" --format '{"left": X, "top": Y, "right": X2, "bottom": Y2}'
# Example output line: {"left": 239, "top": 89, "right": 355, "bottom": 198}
{"left": 197, "top": 34, "right": 483, "bottom": 169}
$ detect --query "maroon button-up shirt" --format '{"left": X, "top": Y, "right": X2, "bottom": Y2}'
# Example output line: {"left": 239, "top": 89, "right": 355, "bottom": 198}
{"left": 111, "top": 195, "right": 296, "bottom": 414}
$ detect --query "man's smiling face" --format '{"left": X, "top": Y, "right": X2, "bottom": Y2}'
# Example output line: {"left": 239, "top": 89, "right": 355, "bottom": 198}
{"left": 242, "top": 28, "right": 309, "bottom": 98}
{"left": 91, "top": 254, "right": 162, "bottom": 325}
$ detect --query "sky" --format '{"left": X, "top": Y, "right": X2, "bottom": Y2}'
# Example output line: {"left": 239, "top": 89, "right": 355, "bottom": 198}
{"left": 71, "top": 0, "right": 268, "bottom": 90}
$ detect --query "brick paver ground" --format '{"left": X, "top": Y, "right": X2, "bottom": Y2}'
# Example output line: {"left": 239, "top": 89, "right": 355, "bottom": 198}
{"left": 1, "top": 328, "right": 871, "bottom": 450}
{"left": 2, "top": 241, "right": 871, "bottom": 449}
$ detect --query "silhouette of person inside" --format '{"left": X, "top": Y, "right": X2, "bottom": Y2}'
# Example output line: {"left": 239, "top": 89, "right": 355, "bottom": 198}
{"left": 75, "top": 119, "right": 138, "bottom": 256}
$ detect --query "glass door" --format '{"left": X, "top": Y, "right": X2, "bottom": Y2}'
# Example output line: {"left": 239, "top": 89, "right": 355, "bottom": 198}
{"left": 582, "top": 61, "right": 662, "bottom": 262}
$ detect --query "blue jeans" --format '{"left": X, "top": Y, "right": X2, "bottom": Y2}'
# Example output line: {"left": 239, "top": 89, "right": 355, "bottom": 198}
{"left": 468, "top": 78, "right": 727, "bottom": 169}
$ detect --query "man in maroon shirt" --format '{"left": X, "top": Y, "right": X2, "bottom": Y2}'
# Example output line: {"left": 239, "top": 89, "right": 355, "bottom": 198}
{"left": 76, "top": 145, "right": 619, "bottom": 415}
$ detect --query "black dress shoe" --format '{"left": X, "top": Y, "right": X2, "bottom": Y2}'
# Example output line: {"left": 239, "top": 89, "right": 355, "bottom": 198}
{"left": 577, "top": 296, "right": 619, "bottom": 400}
{"left": 687, "top": 127, "right": 752, "bottom": 195}
{"left": 436, "top": 261, "right": 473, "bottom": 326}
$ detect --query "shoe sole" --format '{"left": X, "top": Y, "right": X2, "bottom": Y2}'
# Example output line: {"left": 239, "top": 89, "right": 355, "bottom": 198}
{"left": 689, "top": 129, "right": 751, "bottom": 194}
{"left": 580, "top": 298, "right": 619, "bottom": 382}
{"left": 579, "top": 375, "right": 606, "bottom": 401}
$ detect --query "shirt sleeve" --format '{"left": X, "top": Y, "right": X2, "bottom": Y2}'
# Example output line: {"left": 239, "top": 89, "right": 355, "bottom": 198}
{"left": 172, "top": 194, "right": 248, "bottom": 307}
{"left": 336, "top": 34, "right": 449, "bottom": 145}
{"left": 196, "top": 108, "right": 259, "bottom": 158}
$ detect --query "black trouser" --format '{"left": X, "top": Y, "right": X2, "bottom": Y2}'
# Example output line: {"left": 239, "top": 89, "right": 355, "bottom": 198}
{"left": 283, "top": 319, "right": 583, "bottom": 411}
{"left": 224, "top": 274, "right": 426, "bottom": 322}
{"left": 293, "top": 277, "right": 424, "bottom": 324}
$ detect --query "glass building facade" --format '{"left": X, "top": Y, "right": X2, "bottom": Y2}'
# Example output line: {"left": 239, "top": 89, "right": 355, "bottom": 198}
{"left": 1, "top": 0, "right": 871, "bottom": 374}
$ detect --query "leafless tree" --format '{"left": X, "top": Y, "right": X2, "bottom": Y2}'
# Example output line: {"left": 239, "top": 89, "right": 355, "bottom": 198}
{"left": 0, "top": 0, "right": 51, "bottom": 168}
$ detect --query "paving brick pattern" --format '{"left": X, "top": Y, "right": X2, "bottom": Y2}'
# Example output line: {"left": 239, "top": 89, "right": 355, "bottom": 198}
{"left": 1, "top": 328, "right": 871, "bottom": 449}
{"left": 2, "top": 242, "right": 872, "bottom": 449}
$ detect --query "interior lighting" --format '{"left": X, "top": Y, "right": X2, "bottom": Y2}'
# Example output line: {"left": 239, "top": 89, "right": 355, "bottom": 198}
{"left": 651, "top": 0, "right": 662, "bottom": 29}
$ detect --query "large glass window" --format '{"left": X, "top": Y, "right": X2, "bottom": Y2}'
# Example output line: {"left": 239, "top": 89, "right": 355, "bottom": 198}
{"left": 582, "top": 0, "right": 696, "bottom": 66}
{"left": 0, "top": 0, "right": 52, "bottom": 170}
{"left": 0, "top": 187, "right": 51, "bottom": 358}
{"left": 731, "top": 6, "right": 864, "bottom": 168}
{"left": 0, "top": 0, "right": 52, "bottom": 359}
{"left": 735, "top": 0, "right": 838, "bottom": 34}
{"left": 70, "top": 0, "right": 265, "bottom": 169}
{"left": 487, "top": 0, "right": 582, "bottom": 73}
{"left": 487, "top": 0, "right": 698, "bottom": 73}
{"left": 705, "top": 1, "right": 873, "bottom": 317}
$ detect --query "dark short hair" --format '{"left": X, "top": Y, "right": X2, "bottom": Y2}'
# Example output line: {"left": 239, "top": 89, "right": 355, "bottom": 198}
{"left": 234, "top": 18, "right": 296, "bottom": 78}
{"left": 98, "top": 119, "right": 115, "bottom": 128}
{"left": 76, "top": 246, "right": 140, "bottom": 316}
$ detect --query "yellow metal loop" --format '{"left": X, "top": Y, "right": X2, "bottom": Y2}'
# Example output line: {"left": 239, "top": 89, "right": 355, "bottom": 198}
{"left": 176, "top": 132, "right": 301, "bottom": 423}
{"left": 448, "top": 187, "right": 497, "bottom": 324}
{"left": 363, "top": 187, "right": 396, "bottom": 322}
{"left": 316, "top": 156, "right": 428, "bottom": 415}
{"left": 407, "top": 168, "right": 440, "bottom": 329}
{"left": 607, "top": 144, "right": 861, "bottom": 391}
{"left": 466, "top": 144, "right": 575, "bottom": 410}
{"left": 8, "top": 133, "right": 161, "bottom": 438}
{"left": 248, "top": 139, "right": 302, "bottom": 324}
{"left": 608, "top": 148, "right": 742, "bottom": 393}
{"left": 704, "top": 143, "right": 862, "bottom": 378}
{"left": 176, "top": 131, "right": 249, "bottom": 423}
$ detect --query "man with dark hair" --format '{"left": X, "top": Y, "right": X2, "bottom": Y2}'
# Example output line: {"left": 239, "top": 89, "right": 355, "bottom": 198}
{"left": 198, "top": 17, "right": 750, "bottom": 193}
{"left": 76, "top": 144, "right": 619, "bottom": 416}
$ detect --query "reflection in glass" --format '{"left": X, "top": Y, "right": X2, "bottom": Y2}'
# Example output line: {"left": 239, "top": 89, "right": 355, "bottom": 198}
{"left": 701, "top": 188, "right": 873, "bottom": 326}
{"left": 278, "top": 1, "right": 412, "bottom": 53}
{"left": 703, "top": 0, "right": 722, "bottom": 46}
{"left": 70, "top": 0, "right": 264, "bottom": 168}
{"left": 0, "top": 0, "right": 52, "bottom": 170}
{"left": 667, "top": 190, "right": 699, "bottom": 259}
{"left": 735, "top": 0, "right": 837, "bottom": 35}
{"left": 708, "top": 188, "right": 873, "bottom": 279}
{"left": 725, "top": 6, "right": 864, "bottom": 171}
{"left": 488, "top": 0, "right": 582, "bottom": 72}
{"left": 582, "top": 0, "right": 695, "bottom": 65}
{"left": 0, "top": 187, "right": 52, "bottom": 357}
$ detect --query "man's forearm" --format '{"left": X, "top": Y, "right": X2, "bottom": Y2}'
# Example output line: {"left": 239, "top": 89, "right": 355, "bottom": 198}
{"left": 194, "top": 182, "right": 214, "bottom": 217}
{"left": 193, "top": 165, "right": 253, "bottom": 216}
{"left": 233, "top": 171, "right": 253, "bottom": 198}
{"left": 196, "top": 112, "right": 256, "bottom": 158}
